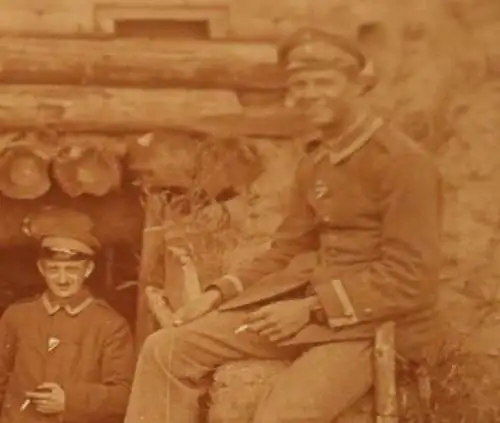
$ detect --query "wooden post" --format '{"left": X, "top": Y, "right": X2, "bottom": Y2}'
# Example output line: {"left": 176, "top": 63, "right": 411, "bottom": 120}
{"left": 162, "top": 205, "right": 203, "bottom": 312}
{"left": 135, "top": 193, "right": 165, "bottom": 355}
{"left": 164, "top": 245, "right": 203, "bottom": 307}
{"left": 104, "top": 246, "right": 115, "bottom": 293}
{"left": 145, "top": 224, "right": 204, "bottom": 329}
{"left": 374, "top": 321, "right": 398, "bottom": 423}
{"left": 145, "top": 286, "right": 174, "bottom": 329}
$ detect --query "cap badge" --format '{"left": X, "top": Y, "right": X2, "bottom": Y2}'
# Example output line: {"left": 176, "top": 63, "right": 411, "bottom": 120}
{"left": 314, "top": 179, "right": 328, "bottom": 199}
{"left": 48, "top": 337, "right": 60, "bottom": 352}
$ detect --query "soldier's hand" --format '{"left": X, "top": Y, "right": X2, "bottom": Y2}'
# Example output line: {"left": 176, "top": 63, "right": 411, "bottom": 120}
{"left": 173, "top": 288, "right": 222, "bottom": 326}
{"left": 245, "top": 299, "right": 311, "bottom": 342}
{"left": 26, "top": 382, "right": 65, "bottom": 415}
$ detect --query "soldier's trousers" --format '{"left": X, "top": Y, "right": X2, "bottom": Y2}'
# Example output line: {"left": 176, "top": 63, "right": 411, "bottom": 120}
{"left": 124, "top": 310, "right": 372, "bottom": 423}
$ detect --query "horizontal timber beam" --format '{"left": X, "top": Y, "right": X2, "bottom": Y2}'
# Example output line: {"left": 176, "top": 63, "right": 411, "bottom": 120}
{"left": 0, "top": 36, "right": 284, "bottom": 91}
{"left": 0, "top": 84, "right": 241, "bottom": 132}
{"left": 0, "top": 83, "right": 312, "bottom": 137}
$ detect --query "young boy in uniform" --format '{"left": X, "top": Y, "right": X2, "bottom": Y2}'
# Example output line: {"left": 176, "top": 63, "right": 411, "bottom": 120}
{"left": 0, "top": 208, "right": 135, "bottom": 423}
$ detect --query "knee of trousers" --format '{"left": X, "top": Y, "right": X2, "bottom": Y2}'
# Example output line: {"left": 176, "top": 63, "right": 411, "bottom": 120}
{"left": 139, "top": 326, "right": 197, "bottom": 374}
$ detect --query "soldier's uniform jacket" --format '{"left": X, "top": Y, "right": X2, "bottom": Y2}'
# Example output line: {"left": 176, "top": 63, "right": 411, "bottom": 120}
{"left": 212, "top": 115, "right": 443, "bottom": 361}
{"left": 0, "top": 288, "right": 135, "bottom": 423}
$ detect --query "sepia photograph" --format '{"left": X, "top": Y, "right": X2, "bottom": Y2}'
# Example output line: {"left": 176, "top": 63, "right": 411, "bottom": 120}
{"left": 0, "top": 1, "right": 499, "bottom": 422}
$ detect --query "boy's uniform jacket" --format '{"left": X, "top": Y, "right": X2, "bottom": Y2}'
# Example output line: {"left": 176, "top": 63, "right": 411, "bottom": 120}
{"left": 0, "top": 289, "right": 135, "bottom": 423}
{"left": 212, "top": 116, "right": 444, "bottom": 362}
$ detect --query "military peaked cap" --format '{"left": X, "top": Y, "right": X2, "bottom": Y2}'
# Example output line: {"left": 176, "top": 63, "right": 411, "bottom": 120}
{"left": 23, "top": 207, "right": 100, "bottom": 260}
{"left": 278, "top": 27, "right": 367, "bottom": 75}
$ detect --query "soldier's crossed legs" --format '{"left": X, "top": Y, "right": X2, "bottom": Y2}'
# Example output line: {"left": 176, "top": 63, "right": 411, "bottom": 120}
{"left": 125, "top": 309, "right": 372, "bottom": 423}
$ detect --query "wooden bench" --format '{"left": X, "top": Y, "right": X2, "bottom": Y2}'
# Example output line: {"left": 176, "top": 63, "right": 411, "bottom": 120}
{"left": 207, "top": 322, "right": 398, "bottom": 423}
{"left": 146, "top": 284, "right": 431, "bottom": 423}
{"left": 143, "top": 240, "right": 430, "bottom": 423}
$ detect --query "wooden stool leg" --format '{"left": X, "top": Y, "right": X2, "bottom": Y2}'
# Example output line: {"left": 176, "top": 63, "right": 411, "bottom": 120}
{"left": 374, "top": 321, "right": 398, "bottom": 423}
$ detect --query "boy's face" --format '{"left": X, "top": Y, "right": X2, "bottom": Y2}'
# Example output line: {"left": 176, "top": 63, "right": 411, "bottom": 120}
{"left": 37, "top": 259, "right": 94, "bottom": 299}
{"left": 285, "top": 67, "right": 358, "bottom": 127}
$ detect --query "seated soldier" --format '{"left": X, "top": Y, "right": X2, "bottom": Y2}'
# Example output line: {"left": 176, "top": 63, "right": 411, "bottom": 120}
{"left": 125, "top": 27, "right": 443, "bottom": 423}
{"left": 0, "top": 208, "right": 135, "bottom": 423}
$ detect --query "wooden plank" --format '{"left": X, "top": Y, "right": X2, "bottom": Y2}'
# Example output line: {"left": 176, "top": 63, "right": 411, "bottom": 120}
{"left": 0, "top": 9, "right": 94, "bottom": 35}
{"left": 162, "top": 199, "right": 204, "bottom": 311}
{"left": 195, "top": 109, "right": 314, "bottom": 138}
{"left": 0, "top": 85, "right": 241, "bottom": 131}
{"left": 135, "top": 193, "right": 165, "bottom": 354}
{"left": 0, "top": 108, "right": 312, "bottom": 140}
{"left": 0, "top": 120, "right": 210, "bottom": 135}
{"left": 162, "top": 243, "right": 203, "bottom": 311}
{"left": 0, "top": 36, "right": 283, "bottom": 91}
{"left": 164, "top": 245, "right": 203, "bottom": 304}
{"left": 104, "top": 247, "right": 115, "bottom": 293}
{"left": 162, "top": 244, "right": 188, "bottom": 312}
{"left": 374, "top": 321, "right": 398, "bottom": 423}
{"left": 143, "top": 211, "right": 204, "bottom": 327}
{"left": 145, "top": 286, "right": 175, "bottom": 329}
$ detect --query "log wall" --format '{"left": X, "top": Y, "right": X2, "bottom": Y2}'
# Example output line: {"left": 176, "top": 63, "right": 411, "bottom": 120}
{"left": 0, "top": 85, "right": 241, "bottom": 132}
{"left": 0, "top": 37, "right": 281, "bottom": 91}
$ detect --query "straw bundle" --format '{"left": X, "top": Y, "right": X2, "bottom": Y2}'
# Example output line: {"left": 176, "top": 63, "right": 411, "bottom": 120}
{"left": 208, "top": 360, "right": 290, "bottom": 423}
{"left": 208, "top": 358, "right": 376, "bottom": 423}
{"left": 208, "top": 360, "right": 422, "bottom": 423}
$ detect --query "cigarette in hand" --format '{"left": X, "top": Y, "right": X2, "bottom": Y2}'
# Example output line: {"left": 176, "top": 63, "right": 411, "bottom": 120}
{"left": 20, "top": 399, "right": 30, "bottom": 411}
{"left": 234, "top": 324, "right": 249, "bottom": 334}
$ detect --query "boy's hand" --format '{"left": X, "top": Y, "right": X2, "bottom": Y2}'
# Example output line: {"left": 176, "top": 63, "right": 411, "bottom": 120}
{"left": 25, "top": 382, "right": 65, "bottom": 414}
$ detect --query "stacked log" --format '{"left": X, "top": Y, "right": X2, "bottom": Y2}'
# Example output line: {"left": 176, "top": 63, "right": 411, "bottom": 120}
{"left": 0, "top": 86, "right": 312, "bottom": 136}
{"left": 0, "top": 85, "right": 241, "bottom": 132}
{"left": 0, "top": 36, "right": 305, "bottom": 136}
{"left": 0, "top": 36, "right": 317, "bottom": 137}
{"left": 0, "top": 36, "right": 283, "bottom": 91}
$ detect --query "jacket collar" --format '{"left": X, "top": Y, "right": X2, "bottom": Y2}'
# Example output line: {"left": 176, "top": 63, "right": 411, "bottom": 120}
{"left": 310, "top": 113, "right": 383, "bottom": 165}
{"left": 41, "top": 288, "right": 94, "bottom": 316}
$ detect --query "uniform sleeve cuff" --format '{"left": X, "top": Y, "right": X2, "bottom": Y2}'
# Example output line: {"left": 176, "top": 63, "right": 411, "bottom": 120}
{"left": 206, "top": 275, "right": 244, "bottom": 302}
{"left": 312, "top": 279, "right": 360, "bottom": 328}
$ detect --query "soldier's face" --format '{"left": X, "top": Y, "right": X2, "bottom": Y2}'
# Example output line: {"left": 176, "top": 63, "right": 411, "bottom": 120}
{"left": 37, "top": 259, "right": 94, "bottom": 298}
{"left": 285, "top": 68, "right": 354, "bottom": 126}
